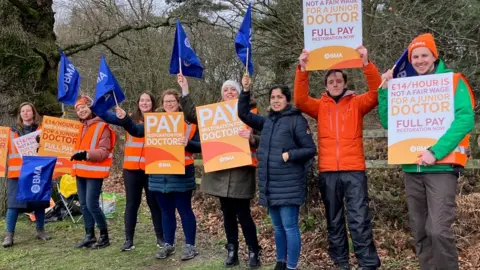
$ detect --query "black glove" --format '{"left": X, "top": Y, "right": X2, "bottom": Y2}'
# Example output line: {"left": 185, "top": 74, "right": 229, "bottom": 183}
{"left": 70, "top": 151, "right": 87, "bottom": 161}
{"left": 35, "top": 135, "right": 40, "bottom": 143}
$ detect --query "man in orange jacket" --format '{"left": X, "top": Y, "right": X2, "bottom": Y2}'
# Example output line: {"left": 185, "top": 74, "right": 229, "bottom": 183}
{"left": 294, "top": 46, "right": 381, "bottom": 270}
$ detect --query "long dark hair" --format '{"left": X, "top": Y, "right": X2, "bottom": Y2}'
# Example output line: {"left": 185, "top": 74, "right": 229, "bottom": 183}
{"left": 130, "top": 92, "right": 158, "bottom": 121}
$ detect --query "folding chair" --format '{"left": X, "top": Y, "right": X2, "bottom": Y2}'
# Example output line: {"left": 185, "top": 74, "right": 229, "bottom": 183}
{"left": 55, "top": 174, "right": 79, "bottom": 223}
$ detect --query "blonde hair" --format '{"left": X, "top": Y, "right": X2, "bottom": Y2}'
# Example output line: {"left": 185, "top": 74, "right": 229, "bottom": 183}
{"left": 16, "top": 102, "right": 41, "bottom": 131}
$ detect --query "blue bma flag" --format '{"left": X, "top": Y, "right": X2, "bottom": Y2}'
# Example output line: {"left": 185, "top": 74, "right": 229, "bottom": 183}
{"left": 58, "top": 50, "right": 80, "bottom": 106}
{"left": 235, "top": 2, "right": 254, "bottom": 76}
{"left": 393, "top": 49, "right": 417, "bottom": 78}
{"left": 92, "top": 55, "right": 126, "bottom": 115}
{"left": 17, "top": 156, "right": 57, "bottom": 202}
{"left": 169, "top": 19, "right": 204, "bottom": 78}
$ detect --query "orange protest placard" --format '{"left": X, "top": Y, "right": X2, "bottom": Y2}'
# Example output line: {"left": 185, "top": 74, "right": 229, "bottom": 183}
{"left": 0, "top": 127, "right": 10, "bottom": 177}
{"left": 38, "top": 116, "right": 82, "bottom": 179}
{"left": 144, "top": 112, "right": 185, "bottom": 174}
{"left": 196, "top": 99, "right": 252, "bottom": 173}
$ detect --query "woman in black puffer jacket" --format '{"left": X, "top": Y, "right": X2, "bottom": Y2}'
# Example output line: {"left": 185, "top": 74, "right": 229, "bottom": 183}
{"left": 238, "top": 76, "right": 317, "bottom": 270}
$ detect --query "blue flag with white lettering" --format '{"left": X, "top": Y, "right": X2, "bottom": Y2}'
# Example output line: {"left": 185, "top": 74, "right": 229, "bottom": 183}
{"left": 58, "top": 50, "right": 80, "bottom": 105}
{"left": 17, "top": 156, "right": 56, "bottom": 202}
{"left": 235, "top": 2, "right": 253, "bottom": 76}
{"left": 92, "top": 55, "right": 126, "bottom": 115}
{"left": 169, "top": 19, "right": 204, "bottom": 78}
{"left": 393, "top": 49, "right": 417, "bottom": 78}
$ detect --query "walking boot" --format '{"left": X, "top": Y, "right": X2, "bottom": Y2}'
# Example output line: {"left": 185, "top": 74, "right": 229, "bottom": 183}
{"left": 2, "top": 232, "right": 14, "bottom": 248}
{"left": 224, "top": 243, "right": 239, "bottom": 267}
{"left": 274, "top": 261, "right": 287, "bottom": 270}
{"left": 36, "top": 228, "right": 51, "bottom": 241}
{"left": 91, "top": 227, "right": 110, "bottom": 249}
{"left": 247, "top": 246, "right": 261, "bottom": 268}
{"left": 75, "top": 228, "right": 96, "bottom": 248}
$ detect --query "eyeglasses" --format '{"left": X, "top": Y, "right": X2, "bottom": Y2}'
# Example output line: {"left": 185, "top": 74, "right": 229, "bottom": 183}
{"left": 163, "top": 100, "right": 178, "bottom": 104}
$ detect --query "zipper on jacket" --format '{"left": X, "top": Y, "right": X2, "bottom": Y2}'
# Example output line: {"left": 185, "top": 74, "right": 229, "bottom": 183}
{"left": 329, "top": 109, "right": 333, "bottom": 132}
{"left": 335, "top": 104, "right": 340, "bottom": 170}
{"left": 341, "top": 112, "right": 345, "bottom": 132}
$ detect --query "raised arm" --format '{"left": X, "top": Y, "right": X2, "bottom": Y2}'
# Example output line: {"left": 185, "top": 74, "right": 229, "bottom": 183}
{"left": 378, "top": 69, "right": 394, "bottom": 129}
{"left": 177, "top": 73, "right": 198, "bottom": 125}
{"left": 287, "top": 115, "right": 317, "bottom": 162}
{"left": 112, "top": 106, "right": 145, "bottom": 137}
{"left": 293, "top": 49, "right": 320, "bottom": 119}
{"left": 97, "top": 110, "right": 126, "bottom": 126}
{"left": 237, "top": 75, "right": 266, "bottom": 131}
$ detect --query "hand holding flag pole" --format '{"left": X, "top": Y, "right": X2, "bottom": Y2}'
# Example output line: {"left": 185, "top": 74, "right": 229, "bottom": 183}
{"left": 379, "top": 49, "right": 417, "bottom": 89}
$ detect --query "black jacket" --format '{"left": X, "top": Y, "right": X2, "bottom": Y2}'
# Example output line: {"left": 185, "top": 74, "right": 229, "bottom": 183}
{"left": 238, "top": 90, "right": 317, "bottom": 207}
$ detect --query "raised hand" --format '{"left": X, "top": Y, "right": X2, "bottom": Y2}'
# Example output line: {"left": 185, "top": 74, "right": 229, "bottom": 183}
{"left": 242, "top": 74, "right": 252, "bottom": 92}
{"left": 299, "top": 49, "right": 309, "bottom": 71}
{"left": 115, "top": 106, "right": 127, "bottom": 119}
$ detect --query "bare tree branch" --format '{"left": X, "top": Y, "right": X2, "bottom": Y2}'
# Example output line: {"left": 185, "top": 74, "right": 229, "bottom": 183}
{"left": 102, "top": 43, "right": 130, "bottom": 62}
{"left": 62, "top": 17, "right": 174, "bottom": 56}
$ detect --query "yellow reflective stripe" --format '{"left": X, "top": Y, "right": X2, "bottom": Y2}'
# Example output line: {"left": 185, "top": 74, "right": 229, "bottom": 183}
{"left": 9, "top": 154, "right": 21, "bottom": 159}
{"left": 124, "top": 156, "right": 145, "bottom": 162}
{"left": 72, "top": 164, "right": 111, "bottom": 172}
{"left": 8, "top": 166, "right": 21, "bottom": 171}
{"left": 455, "top": 146, "right": 466, "bottom": 154}
{"left": 90, "top": 123, "right": 105, "bottom": 150}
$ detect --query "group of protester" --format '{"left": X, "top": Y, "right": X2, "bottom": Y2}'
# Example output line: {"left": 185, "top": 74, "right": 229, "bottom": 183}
{"left": 2, "top": 33, "right": 475, "bottom": 270}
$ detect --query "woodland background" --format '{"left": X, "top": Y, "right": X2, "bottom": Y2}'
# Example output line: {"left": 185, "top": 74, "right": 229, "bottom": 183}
{"left": 0, "top": 0, "right": 479, "bottom": 268}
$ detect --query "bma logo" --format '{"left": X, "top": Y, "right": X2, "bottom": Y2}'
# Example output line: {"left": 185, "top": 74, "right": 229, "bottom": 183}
{"left": 103, "top": 93, "right": 111, "bottom": 102}
{"left": 396, "top": 62, "right": 407, "bottom": 78}
{"left": 184, "top": 37, "right": 191, "bottom": 48}
{"left": 183, "top": 60, "right": 191, "bottom": 67}
{"left": 31, "top": 165, "right": 43, "bottom": 194}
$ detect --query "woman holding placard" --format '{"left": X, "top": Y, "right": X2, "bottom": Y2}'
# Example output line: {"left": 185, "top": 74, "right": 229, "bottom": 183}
{"left": 70, "top": 95, "right": 116, "bottom": 249}
{"left": 178, "top": 74, "right": 262, "bottom": 268}
{"left": 99, "top": 92, "right": 164, "bottom": 252}
{"left": 2, "top": 102, "right": 49, "bottom": 248}
{"left": 378, "top": 33, "right": 475, "bottom": 270}
{"left": 104, "top": 89, "right": 201, "bottom": 261}
{"left": 238, "top": 77, "right": 317, "bottom": 270}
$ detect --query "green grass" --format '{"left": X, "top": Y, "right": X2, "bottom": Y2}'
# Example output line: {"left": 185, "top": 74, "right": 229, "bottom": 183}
{"left": 0, "top": 196, "right": 270, "bottom": 270}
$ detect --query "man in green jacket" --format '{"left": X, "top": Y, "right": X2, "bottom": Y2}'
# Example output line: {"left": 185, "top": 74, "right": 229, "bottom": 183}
{"left": 378, "top": 33, "right": 475, "bottom": 270}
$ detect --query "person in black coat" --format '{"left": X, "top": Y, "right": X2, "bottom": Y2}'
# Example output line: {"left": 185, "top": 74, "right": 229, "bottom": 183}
{"left": 238, "top": 75, "right": 317, "bottom": 270}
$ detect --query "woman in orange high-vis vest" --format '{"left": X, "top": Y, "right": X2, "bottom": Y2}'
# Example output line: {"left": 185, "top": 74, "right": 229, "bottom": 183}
{"left": 178, "top": 74, "right": 261, "bottom": 268}
{"left": 99, "top": 92, "right": 164, "bottom": 252}
{"left": 3, "top": 102, "right": 49, "bottom": 248}
{"left": 70, "top": 96, "right": 116, "bottom": 249}
{"left": 102, "top": 88, "right": 201, "bottom": 261}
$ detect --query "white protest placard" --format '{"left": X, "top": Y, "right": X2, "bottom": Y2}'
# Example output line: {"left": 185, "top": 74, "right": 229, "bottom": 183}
{"left": 13, "top": 130, "right": 41, "bottom": 157}
{"left": 387, "top": 73, "right": 454, "bottom": 164}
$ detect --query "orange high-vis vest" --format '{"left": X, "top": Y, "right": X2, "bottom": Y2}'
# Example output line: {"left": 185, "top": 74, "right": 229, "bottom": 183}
{"left": 249, "top": 108, "right": 258, "bottom": 167}
{"left": 72, "top": 122, "right": 116, "bottom": 179}
{"left": 7, "top": 125, "right": 42, "bottom": 179}
{"left": 123, "top": 130, "right": 145, "bottom": 171}
{"left": 438, "top": 73, "right": 476, "bottom": 167}
{"left": 185, "top": 122, "right": 197, "bottom": 166}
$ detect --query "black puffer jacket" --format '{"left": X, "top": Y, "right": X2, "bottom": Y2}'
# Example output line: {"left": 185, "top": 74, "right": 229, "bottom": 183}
{"left": 238, "top": 90, "right": 317, "bottom": 207}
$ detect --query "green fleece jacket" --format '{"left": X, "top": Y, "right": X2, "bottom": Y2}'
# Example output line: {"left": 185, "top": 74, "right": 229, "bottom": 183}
{"left": 378, "top": 59, "right": 475, "bottom": 173}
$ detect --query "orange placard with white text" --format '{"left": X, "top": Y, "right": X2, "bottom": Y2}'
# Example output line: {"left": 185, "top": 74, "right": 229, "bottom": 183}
{"left": 0, "top": 127, "right": 10, "bottom": 177}
{"left": 144, "top": 112, "right": 185, "bottom": 174}
{"left": 196, "top": 99, "right": 252, "bottom": 173}
{"left": 38, "top": 116, "right": 82, "bottom": 179}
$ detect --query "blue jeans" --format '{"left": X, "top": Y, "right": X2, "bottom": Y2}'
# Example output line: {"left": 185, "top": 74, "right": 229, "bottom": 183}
{"left": 155, "top": 190, "right": 196, "bottom": 246}
{"left": 5, "top": 208, "right": 45, "bottom": 233}
{"left": 269, "top": 205, "right": 301, "bottom": 269}
{"left": 76, "top": 177, "right": 106, "bottom": 229}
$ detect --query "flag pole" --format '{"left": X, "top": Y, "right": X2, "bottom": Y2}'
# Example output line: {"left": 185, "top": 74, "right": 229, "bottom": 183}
{"left": 61, "top": 103, "right": 65, "bottom": 119}
{"left": 245, "top": 48, "right": 249, "bottom": 76}
{"left": 378, "top": 64, "right": 397, "bottom": 90}
{"left": 178, "top": 57, "right": 183, "bottom": 75}
{"left": 112, "top": 90, "right": 119, "bottom": 107}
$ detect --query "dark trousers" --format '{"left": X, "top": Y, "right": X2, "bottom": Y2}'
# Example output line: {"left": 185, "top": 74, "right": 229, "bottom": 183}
{"left": 318, "top": 171, "right": 380, "bottom": 267}
{"left": 155, "top": 190, "right": 196, "bottom": 246}
{"left": 404, "top": 173, "right": 458, "bottom": 270}
{"left": 76, "top": 177, "right": 107, "bottom": 229}
{"left": 123, "top": 169, "right": 163, "bottom": 241}
{"left": 219, "top": 197, "right": 259, "bottom": 251}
